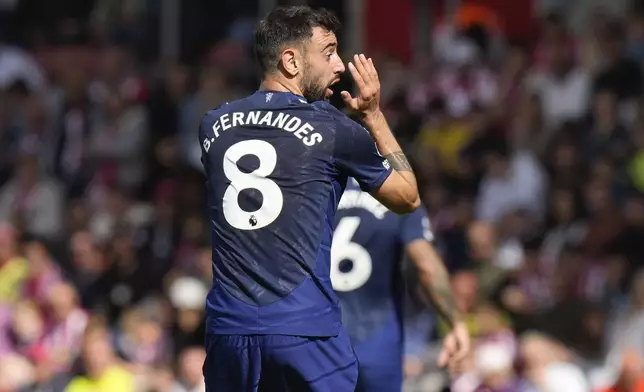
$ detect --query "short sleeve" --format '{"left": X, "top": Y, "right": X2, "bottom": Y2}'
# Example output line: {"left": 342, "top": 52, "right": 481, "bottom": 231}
{"left": 333, "top": 115, "right": 393, "bottom": 192}
{"left": 399, "top": 206, "right": 434, "bottom": 246}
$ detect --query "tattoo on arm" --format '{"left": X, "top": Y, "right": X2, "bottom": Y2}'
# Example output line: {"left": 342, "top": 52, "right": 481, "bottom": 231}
{"left": 384, "top": 151, "right": 413, "bottom": 172}
{"left": 426, "top": 262, "right": 461, "bottom": 327}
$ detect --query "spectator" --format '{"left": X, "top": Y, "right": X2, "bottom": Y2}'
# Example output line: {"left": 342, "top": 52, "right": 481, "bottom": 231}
{"left": 582, "top": 89, "right": 631, "bottom": 167}
{"left": 41, "top": 282, "right": 88, "bottom": 372}
{"left": 472, "top": 340, "right": 534, "bottom": 391}
{"left": 0, "top": 223, "right": 27, "bottom": 304}
{"left": 520, "top": 332, "right": 589, "bottom": 392}
{"left": 475, "top": 139, "right": 547, "bottom": 224}
{"left": 528, "top": 24, "right": 591, "bottom": 129}
{"left": 170, "top": 347, "right": 206, "bottom": 392}
{"left": 87, "top": 86, "right": 148, "bottom": 192}
{"left": 114, "top": 307, "right": 169, "bottom": 375}
{"left": 594, "top": 21, "right": 643, "bottom": 101}
{"left": 8, "top": 300, "right": 47, "bottom": 360}
{"left": 0, "top": 154, "right": 64, "bottom": 240}
{"left": 0, "top": 44, "right": 46, "bottom": 93}
{"left": 64, "top": 322, "right": 134, "bottom": 392}
{"left": 168, "top": 276, "right": 207, "bottom": 357}
{"left": 21, "top": 237, "right": 63, "bottom": 305}
{"left": 0, "top": 353, "right": 36, "bottom": 391}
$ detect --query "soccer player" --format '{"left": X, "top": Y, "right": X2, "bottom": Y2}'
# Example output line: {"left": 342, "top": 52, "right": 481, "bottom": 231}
{"left": 199, "top": 7, "right": 420, "bottom": 392}
{"left": 199, "top": 5, "right": 444, "bottom": 391}
{"left": 332, "top": 179, "right": 470, "bottom": 392}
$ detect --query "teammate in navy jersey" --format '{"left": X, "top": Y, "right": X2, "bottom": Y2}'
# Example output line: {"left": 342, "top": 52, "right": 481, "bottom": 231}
{"left": 198, "top": 6, "right": 436, "bottom": 392}
{"left": 332, "top": 180, "right": 470, "bottom": 392}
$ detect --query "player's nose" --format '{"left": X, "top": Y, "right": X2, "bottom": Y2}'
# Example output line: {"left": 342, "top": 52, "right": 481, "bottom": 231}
{"left": 334, "top": 59, "right": 346, "bottom": 74}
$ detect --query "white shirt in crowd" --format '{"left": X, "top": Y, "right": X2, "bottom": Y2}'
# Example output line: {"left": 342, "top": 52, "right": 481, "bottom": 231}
{"left": 476, "top": 151, "right": 547, "bottom": 224}
{"left": 527, "top": 67, "right": 591, "bottom": 130}
{"left": 0, "top": 45, "right": 46, "bottom": 92}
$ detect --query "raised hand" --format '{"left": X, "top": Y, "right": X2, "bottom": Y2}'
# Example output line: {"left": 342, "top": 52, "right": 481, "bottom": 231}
{"left": 341, "top": 54, "right": 381, "bottom": 117}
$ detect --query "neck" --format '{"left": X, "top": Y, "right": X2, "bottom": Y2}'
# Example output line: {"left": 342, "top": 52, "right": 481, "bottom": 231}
{"left": 89, "top": 361, "right": 113, "bottom": 380}
{"left": 259, "top": 74, "right": 303, "bottom": 97}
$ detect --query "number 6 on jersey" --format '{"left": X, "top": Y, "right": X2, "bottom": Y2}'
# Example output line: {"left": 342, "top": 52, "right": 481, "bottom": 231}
{"left": 331, "top": 217, "right": 373, "bottom": 292}
{"left": 222, "top": 140, "right": 284, "bottom": 230}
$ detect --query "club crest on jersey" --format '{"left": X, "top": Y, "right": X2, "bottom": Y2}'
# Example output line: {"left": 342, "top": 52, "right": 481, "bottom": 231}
{"left": 265, "top": 92, "right": 273, "bottom": 102}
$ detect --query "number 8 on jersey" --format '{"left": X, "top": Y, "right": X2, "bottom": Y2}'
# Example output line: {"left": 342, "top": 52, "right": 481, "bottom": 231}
{"left": 222, "top": 139, "right": 284, "bottom": 230}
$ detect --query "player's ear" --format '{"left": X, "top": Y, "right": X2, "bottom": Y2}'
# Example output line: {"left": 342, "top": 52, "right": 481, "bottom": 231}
{"left": 280, "top": 48, "right": 300, "bottom": 77}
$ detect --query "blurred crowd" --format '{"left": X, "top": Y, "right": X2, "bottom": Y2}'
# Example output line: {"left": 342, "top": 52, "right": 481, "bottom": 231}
{"left": 401, "top": 2, "right": 644, "bottom": 391}
{"left": 3, "top": 0, "right": 644, "bottom": 391}
{"left": 0, "top": 1, "right": 255, "bottom": 391}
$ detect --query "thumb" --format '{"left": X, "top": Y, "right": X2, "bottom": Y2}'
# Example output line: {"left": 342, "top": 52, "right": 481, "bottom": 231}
{"left": 340, "top": 90, "right": 352, "bottom": 102}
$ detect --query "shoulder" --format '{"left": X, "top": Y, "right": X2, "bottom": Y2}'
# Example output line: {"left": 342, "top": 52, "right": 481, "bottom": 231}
{"left": 199, "top": 102, "right": 234, "bottom": 137}
{"left": 202, "top": 101, "right": 232, "bottom": 120}
{"left": 201, "top": 94, "right": 259, "bottom": 118}
{"left": 311, "top": 100, "right": 341, "bottom": 114}
{"left": 311, "top": 101, "right": 356, "bottom": 127}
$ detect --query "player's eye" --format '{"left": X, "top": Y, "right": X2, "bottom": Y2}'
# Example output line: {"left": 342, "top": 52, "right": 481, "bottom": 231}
{"left": 325, "top": 50, "right": 337, "bottom": 60}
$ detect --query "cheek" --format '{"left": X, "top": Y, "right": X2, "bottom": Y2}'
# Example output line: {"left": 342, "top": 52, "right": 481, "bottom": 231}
{"left": 308, "top": 60, "right": 327, "bottom": 78}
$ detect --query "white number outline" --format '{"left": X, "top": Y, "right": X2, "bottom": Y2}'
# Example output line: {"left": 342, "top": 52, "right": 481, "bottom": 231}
{"left": 330, "top": 217, "right": 373, "bottom": 292}
{"left": 222, "top": 140, "right": 284, "bottom": 230}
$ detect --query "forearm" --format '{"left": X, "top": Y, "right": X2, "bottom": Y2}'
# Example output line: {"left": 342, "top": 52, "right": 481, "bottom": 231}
{"left": 362, "top": 110, "right": 418, "bottom": 189}
{"left": 413, "top": 246, "right": 462, "bottom": 328}
{"left": 419, "top": 262, "right": 462, "bottom": 328}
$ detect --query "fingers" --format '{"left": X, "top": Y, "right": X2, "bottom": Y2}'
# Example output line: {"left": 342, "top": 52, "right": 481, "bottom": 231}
{"left": 349, "top": 54, "right": 379, "bottom": 89}
{"left": 367, "top": 57, "right": 379, "bottom": 83}
{"left": 353, "top": 54, "right": 372, "bottom": 84}
{"left": 348, "top": 62, "right": 366, "bottom": 91}
{"left": 340, "top": 91, "right": 358, "bottom": 111}
{"left": 437, "top": 347, "right": 448, "bottom": 369}
{"left": 345, "top": 53, "right": 380, "bottom": 113}
{"left": 453, "top": 325, "right": 471, "bottom": 363}
{"left": 437, "top": 330, "right": 471, "bottom": 370}
{"left": 437, "top": 333, "right": 457, "bottom": 368}
{"left": 453, "top": 335, "right": 470, "bottom": 364}
{"left": 340, "top": 90, "right": 353, "bottom": 103}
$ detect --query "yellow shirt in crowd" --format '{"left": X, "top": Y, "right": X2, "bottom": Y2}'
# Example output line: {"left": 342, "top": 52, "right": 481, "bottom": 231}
{"left": 417, "top": 121, "right": 474, "bottom": 174}
{"left": 0, "top": 257, "right": 29, "bottom": 303}
{"left": 64, "top": 366, "right": 134, "bottom": 392}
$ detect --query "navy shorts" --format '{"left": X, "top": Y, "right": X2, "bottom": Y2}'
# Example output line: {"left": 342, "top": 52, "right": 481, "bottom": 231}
{"left": 203, "top": 330, "right": 358, "bottom": 392}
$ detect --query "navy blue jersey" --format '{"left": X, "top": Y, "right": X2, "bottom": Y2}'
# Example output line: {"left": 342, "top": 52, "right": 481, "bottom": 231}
{"left": 332, "top": 179, "right": 432, "bottom": 345}
{"left": 199, "top": 91, "right": 392, "bottom": 336}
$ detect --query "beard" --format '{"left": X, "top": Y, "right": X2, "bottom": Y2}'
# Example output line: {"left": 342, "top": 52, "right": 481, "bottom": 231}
{"left": 300, "top": 62, "right": 329, "bottom": 102}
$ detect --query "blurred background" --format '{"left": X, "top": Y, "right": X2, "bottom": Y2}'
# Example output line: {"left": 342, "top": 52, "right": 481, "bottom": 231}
{"left": 2, "top": 0, "right": 644, "bottom": 391}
